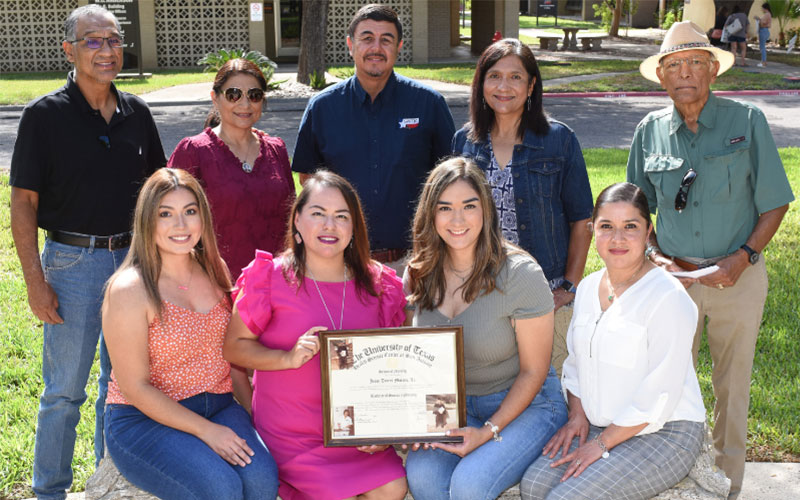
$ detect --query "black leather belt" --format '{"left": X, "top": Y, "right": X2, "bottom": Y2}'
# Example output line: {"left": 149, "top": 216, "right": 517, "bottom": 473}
{"left": 47, "top": 230, "right": 132, "bottom": 250}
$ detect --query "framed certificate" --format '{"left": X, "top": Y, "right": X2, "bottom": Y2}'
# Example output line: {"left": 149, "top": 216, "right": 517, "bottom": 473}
{"left": 320, "top": 326, "right": 466, "bottom": 446}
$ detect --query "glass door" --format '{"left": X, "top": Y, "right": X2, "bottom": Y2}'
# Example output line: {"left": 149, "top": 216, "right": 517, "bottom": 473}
{"left": 273, "top": 0, "right": 302, "bottom": 57}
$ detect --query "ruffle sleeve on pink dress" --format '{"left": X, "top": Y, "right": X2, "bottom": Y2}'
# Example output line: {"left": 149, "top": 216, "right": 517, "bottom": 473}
{"left": 233, "top": 250, "right": 275, "bottom": 336}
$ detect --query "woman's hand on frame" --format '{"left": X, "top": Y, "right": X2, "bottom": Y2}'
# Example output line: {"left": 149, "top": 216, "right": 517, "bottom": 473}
{"left": 431, "top": 425, "right": 492, "bottom": 458}
{"left": 284, "top": 326, "right": 326, "bottom": 369}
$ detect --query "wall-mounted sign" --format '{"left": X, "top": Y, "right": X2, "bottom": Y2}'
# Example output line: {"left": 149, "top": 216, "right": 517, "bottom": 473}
{"left": 251, "top": 2, "right": 264, "bottom": 22}
{"left": 89, "top": 0, "right": 142, "bottom": 73}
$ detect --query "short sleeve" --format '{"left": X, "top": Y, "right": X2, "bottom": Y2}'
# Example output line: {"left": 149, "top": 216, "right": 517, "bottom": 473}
{"left": 749, "top": 108, "right": 795, "bottom": 214}
{"left": 9, "top": 104, "right": 48, "bottom": 191}
{"left": 232, "top": 250, "right": 276, "bottom": 336}
{"left": 376, "top": 264, "right": 408, "bottom": 328}
{"left": 503, "top": 254, "right": 554, "bottom": 320}
{"left": 167, "top": 136, "right": 202, "bottom": 181}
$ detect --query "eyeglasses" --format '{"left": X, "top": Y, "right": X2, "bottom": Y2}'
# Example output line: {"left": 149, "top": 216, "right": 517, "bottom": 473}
{"left": 67, "top": 36, "right": 124, "bottom": 49}
{"left": 660, "top": 57, "right": 712, "bottom": 74}
{"left": 674, "top": 168, "right": 697, "bottom": 212}
{"left": 223, "top": 87, "right": 265, "bottom": 103}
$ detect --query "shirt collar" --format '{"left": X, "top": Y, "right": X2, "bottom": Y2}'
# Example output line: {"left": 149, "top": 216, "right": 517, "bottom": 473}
{"left": 669, "top": 92, "right": 717, "bottom": 134}
{"left": 65, "top": 70, "right": 130, "bottom": 117}
{"left": 351, "top": 71, "right": 397, "bottom": 104}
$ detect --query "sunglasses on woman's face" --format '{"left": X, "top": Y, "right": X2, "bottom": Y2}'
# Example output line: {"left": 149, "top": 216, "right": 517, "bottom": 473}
{"left": 222, "top": 87, "right": 265, "bottom": 103}
{"left": 674, "top": 168, "right": 698, "bottom": 213}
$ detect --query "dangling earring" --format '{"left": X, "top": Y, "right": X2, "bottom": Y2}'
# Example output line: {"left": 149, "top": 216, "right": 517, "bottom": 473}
{"left": 294, "top": 232, "right": 303, "bottom": 245}
{"left": 527, "top": 95, "right": 532, "bottom": 111}
{"left": 482, "top": 97, "right": 487, "bottom": 110}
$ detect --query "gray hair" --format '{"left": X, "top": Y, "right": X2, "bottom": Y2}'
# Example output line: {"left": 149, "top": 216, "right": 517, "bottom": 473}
{"left": 64, "top": 4, "right": 121, "bottom": 41}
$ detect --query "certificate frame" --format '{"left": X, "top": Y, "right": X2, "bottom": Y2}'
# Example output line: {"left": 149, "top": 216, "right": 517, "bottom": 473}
{"left": 320, "top": 326, "right": 466, "bottom": 447}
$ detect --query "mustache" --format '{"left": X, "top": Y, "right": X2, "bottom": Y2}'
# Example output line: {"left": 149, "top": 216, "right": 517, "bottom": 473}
{"left": 364, "top": 53, "right": 386, "bottom": 60}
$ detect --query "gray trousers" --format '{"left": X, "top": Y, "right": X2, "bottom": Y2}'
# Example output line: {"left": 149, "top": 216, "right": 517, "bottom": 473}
{"left": 520, "top": 420, "right": 704, "bottom": 500}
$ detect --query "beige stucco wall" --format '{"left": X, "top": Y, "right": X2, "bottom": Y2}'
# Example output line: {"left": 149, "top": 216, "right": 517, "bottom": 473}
{"left": 682, "top": 0, "right": 715, "bottom": 32}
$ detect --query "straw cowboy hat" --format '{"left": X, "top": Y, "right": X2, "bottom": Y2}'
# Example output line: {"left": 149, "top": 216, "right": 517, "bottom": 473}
{"left": 640, "top": 21, "right": 735, "bottom": 83}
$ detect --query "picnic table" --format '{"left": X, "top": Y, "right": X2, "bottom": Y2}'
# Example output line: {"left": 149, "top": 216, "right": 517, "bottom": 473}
{"left": 560, "top": 27, "right": 581, "bottom": 50}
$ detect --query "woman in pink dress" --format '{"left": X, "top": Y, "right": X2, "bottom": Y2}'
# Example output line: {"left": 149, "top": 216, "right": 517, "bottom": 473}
{"left": 224, "top": 171, "right": 408, "bottom": 500}
{"left": 168, "top": 58, "right": 295, "bottom": 278}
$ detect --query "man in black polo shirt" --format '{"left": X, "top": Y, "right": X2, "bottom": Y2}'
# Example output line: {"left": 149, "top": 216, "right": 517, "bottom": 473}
{"left": 9, "top": 5, "right": 165, "bottom": 499}
{"left": 293, "top": 4, "right": 455, "bottom": 270}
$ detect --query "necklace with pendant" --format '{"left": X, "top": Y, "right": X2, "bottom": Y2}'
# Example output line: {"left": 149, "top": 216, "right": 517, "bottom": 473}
{"left": 240, "top": 139, "right": 257, "bottom": 173}
{"left": 606, "top": 260, "right": 647, "bottom": 303}
{"left": 308, "top": 267, "right": 347, "bottom": 330}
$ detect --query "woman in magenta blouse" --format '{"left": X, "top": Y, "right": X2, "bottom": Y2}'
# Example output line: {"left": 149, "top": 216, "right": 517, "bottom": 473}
{"left": 168, "top": 58, "right": 295, "bottom": 278}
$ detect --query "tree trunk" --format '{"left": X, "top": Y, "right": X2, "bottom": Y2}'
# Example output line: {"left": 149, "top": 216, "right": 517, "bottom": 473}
{"left": 610, "top": 0, "right": 623, "bottom": 37}
{"left": 297, "top": 0, "right": 329, "bottom": 85}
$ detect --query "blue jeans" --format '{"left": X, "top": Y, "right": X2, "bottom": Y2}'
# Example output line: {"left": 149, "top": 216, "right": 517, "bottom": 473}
{"left": 759, "top": 27, "right": 770, "bottom": 62}
{"left": 33, "top": 239, "right": 125, "bottom": 500}
{"left": 406, "top": 369, "right": 568, "bottom": 500}
{"left": 105, "top": 392, "right": 279, "bottom": 500}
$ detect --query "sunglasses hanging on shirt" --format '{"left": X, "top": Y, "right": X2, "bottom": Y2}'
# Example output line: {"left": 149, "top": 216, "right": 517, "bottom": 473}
{"left": 674, "top": 168, "right": 697, "bottom": 212}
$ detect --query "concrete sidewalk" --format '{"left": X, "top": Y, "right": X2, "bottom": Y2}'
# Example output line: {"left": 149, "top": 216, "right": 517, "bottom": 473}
{"left": 21, "top": 462, "right": 800, "bottom": 500}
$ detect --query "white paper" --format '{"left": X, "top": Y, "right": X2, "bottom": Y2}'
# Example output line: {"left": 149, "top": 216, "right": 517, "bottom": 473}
{"left": 671, "top": 265, "right": 719, "bottom": 279}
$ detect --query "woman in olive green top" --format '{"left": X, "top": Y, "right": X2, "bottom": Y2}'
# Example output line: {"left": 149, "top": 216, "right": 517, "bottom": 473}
{"left": 404, "top": 157, "right": 568, "bottom": 500}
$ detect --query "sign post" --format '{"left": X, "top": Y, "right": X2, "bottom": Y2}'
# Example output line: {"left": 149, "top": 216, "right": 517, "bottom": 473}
{"left": 90, "top": 0, "right": 144, "bottom": 77}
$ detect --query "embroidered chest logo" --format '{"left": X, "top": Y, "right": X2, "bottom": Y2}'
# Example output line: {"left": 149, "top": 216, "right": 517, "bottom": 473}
{"left": 398, "top": 118, "right": 420, "bottom": 129}
{"left": 729, "top": 136, "right": 746, "bottom": 145}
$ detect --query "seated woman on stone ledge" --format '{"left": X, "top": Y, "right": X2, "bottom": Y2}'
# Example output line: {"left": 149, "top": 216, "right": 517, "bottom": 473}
{"left": 520, "top": 183, "right": 706, "bottom": 500}
{"left": 101, "top": 168, "right": 279, "bottom": 500}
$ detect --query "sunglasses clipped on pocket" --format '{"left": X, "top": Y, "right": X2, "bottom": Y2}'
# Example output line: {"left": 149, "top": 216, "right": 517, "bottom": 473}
{"left": 674, "top": 168, "right": 697, "bottom": 213}
{"left": 223, "top": 87, "right": 265, "bottom": 103}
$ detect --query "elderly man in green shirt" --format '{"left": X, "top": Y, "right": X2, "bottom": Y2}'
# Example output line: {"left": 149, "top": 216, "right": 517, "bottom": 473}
{"left": 627, "top": 21, "right": 793, "bottom": 500}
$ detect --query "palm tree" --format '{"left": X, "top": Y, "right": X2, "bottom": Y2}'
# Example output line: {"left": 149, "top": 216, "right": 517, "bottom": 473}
{"left": 767, "top": 0, "right": 800, "bottom": 48}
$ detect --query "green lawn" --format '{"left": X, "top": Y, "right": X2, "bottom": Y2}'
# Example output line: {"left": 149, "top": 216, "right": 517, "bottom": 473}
{"left": 519, "top": 15, "right": 601, "bottom": 30}
{"left": 0, "top": 70, "right": 215, "bottom": 106}
{"left": 1, "top": 148, "right": 799, "bottom": 498}
{"left": 329, "top": 60, "right": 641, "bottom": 86}
{"left": 545, "top": 67, "right": 800, "bottom": 92}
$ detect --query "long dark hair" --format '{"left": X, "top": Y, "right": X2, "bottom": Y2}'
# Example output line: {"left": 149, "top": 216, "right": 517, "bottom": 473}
{"left": 204, "top": 58, "right": 268, "bottom": 129}
{"left": 282, "top": 170, "right": 378, "bottom": 298}
{"left": 467, "top": 38, "right": 549, "bottom": 143}
{"left": 406, "top": 157, "right": 512, "bottom": 310}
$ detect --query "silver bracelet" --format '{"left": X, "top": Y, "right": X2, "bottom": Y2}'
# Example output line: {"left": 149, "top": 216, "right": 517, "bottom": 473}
{"left": 594, "top": 434, "right": 610, "bottom": 459}
{"left": 484, "top": 420, "right": 502, "bottom": 442}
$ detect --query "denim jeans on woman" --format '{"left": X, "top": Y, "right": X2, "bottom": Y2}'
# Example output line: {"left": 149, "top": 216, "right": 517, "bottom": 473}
{"left": 759, "top": 27, "right": 770, "bottom": 62}
{"left": 33, "top": 239, "right": 122, "bottom": 500}
{"left": 105, "top": 392, "right": 279, "bottom": 500}
{"left": 406, "top": 369, "right": 567, "bottom": 500}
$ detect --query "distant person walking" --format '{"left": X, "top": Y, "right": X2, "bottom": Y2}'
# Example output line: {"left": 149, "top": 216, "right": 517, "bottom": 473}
{"left": 724, "top": 5, "right": 750, "bottom": 66}
{"left": 755, "top": 3, "right": 773, "bottom": 67}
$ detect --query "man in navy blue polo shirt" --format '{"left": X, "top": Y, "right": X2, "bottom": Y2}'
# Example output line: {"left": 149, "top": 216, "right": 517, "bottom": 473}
{"left": 292, "top": 4, "right": 455, "bottom": 269}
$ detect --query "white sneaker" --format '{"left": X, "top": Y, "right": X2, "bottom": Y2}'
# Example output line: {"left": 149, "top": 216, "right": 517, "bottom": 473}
{"left": 757, "top": 62, "right": 765, "bottom": 67}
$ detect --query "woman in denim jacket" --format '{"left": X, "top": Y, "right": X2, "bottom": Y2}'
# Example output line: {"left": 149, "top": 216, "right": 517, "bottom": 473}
{"left": 452, "top": 38, "right": 594, "bottom": 376}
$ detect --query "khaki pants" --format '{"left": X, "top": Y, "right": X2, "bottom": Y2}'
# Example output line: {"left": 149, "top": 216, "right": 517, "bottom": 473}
{"left": 551, "top": 304, "right": 573, "bottom": 378}
{"left": 687, "top": 257, "right": 768, "bottom": 499}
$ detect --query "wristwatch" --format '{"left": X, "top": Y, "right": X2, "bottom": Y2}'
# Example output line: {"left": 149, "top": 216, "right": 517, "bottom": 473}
{"left": 740, "top": 244, "right": 760, "bottom": 265}
{"left": 560, "top": 279, "right": 577, "bottom": 294}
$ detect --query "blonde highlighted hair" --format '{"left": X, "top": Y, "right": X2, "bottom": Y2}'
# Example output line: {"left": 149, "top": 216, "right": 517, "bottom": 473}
{"left": 109, "top": 168, "right": 231, "bottom": 314}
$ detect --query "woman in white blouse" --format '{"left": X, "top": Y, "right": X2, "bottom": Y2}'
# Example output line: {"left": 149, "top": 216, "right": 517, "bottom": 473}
{"left": 520, "top": 182, "right": 706, "bottom": 500}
